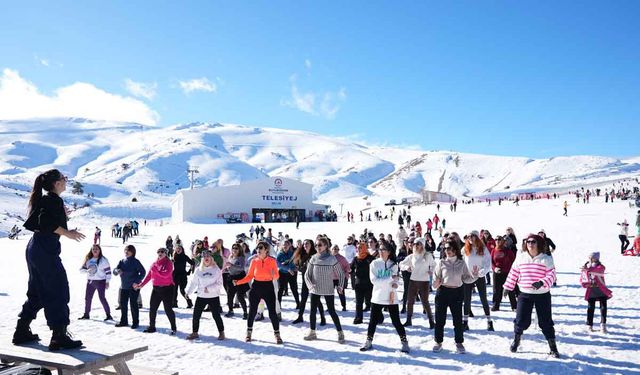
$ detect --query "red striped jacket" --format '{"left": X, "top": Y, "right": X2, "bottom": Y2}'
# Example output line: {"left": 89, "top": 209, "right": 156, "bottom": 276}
{"left": 503, "top": 252, "right": 556, "bottom": 294}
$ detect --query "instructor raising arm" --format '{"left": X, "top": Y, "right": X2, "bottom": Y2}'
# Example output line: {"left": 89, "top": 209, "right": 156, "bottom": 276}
{"left": 13, "top": 169, "right": 86, "bottom": 351}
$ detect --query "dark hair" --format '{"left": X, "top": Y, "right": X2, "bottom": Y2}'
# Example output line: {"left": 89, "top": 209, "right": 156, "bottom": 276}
{"left": 125, "top": 244, "right": 137, "bottom": 257}
{"left": 444, "top": 239, "right": 463, "bottom": 260}
{"left": 293, "top": 239, "right": 316, "bottom": 267}
{"left": 28, "top": 169, "right": 64, "bottom": 215}
{"left": 83, "top": 244, "right": 104, "bottom": 265}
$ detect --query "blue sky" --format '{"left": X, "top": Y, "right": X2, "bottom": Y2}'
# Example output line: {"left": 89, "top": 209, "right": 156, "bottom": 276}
{"left": 1, "top": 1, "right": 639, "bottom": 158}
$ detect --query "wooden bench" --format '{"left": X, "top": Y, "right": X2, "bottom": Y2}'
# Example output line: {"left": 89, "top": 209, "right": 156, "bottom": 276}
{"left": 0, "top": 338, "right": 176, "bottom": 375}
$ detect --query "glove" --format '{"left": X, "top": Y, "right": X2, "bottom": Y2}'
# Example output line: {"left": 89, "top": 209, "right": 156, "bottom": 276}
{"left": 531, "top": 281, "right": 544, "bottom": 290}
{"left": 503, "top": 289, "right": 510, "bottom": 298}
{"left": 494, "top": 267, "right": 501, "bottom": 274}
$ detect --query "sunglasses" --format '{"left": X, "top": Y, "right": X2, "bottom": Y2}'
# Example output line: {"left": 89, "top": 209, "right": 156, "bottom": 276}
{"left": 316, "top": 243, "right": 324, "bottom": 247}
{"left": 58, "top": 175, "right": 68, "bottom": 182}
{"left": 444, "top": 246, "right": 453, "bottom": 250}
{"left": 257, "top": 245, "right": 266, "bottom": 250}
{"left": 526, "top": 240, "right": 537, "bottom": 244}
{"left": 157, "top": 251, "right": 166, "bottom": 255}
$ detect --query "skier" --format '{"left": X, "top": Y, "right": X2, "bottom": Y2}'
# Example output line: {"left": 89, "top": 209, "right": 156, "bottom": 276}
{"left": 14, "top": 169, "right": 85, "bottom": 350}
{"left": 133, "top": 248, "right": 177, "bottom": 335}
{"left": 580, "top": 252, "right": 611, "bottom": 332}
{"left": 78, "top": 244, "right": 112, "bottom": 321}
{"left": 504, "top": 234, "right": 560, "bottom": 358}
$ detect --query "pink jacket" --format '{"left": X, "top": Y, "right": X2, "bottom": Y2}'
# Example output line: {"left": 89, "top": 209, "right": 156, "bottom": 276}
{"left": 580, "top": 263, "right": 612, "bottom": 301}
{"left": 334, "top": 254, "right": 350, "bottom": 280}
{"left": 139, "top": 256, "right": 174, "bottom": 287}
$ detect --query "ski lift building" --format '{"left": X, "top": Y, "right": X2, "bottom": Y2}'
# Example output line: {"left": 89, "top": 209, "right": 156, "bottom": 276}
{"left": 420, "top": 189, "right": 455, "bottom": 204}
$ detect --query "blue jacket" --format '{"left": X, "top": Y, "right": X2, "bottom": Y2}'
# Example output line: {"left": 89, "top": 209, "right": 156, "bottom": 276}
{"left": 276, "top": 250, "right": 296, "bottom": 273}
{"left": 115, "top": 256, "right": 146, "bottom": 289}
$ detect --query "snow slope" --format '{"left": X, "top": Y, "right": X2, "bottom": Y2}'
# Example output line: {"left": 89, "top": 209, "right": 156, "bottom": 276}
{"left": 0, "top": 195, "right": 638, "bottom": 374}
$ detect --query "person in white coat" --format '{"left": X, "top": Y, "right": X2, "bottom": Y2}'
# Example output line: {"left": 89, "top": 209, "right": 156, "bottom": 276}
{"left": 400, "top": 238, "right": 436, "bottom": 328}
{"left": 360, "top": 241, "right": 409, "bottom": 353}
{"left": 185, "top": 250, "right": 225, "bottom": 340}
{"left": 462, "top": 231, "right": 494, "bottom": 332}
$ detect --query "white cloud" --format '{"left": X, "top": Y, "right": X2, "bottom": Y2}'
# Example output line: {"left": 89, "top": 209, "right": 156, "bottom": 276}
{"left": 282, "top": 75, "right": 346, "bottom": 120}
{"left": 305, "top": 59, "right": 312, "bottom": 69}
{"left": 178, "top": 77, "right": 217, "bottom": 94}
{"left": 124, "top": 79, "right": 157, "bottom": 100}
{"left": 0, "top": 68, "right": 159, "bottom": 125}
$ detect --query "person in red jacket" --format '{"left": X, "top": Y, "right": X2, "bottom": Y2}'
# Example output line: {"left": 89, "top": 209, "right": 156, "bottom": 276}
{"left": 134, "top": 248, "right": 176, "bottom": 335}
{"left": 491, "top": 236, "right": 516, "bottom": 311}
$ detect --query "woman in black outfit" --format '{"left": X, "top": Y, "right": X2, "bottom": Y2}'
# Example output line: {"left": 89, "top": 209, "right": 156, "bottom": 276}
{"left": 13, "top": 169, "right": 85, "bottom": 350}
{"left": 172, "top": 245, "right": 194, "bottom": 308}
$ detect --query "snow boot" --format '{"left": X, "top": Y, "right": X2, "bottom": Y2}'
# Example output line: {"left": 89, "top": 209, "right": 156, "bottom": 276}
{"left": 49, "top": 326, "right": 82, "bottom": 351}
{"left": 455, "top": 343, "right": 466, "bottom": 354}
{"left": 487, "top": 321, "right": 495, "bottom": 332}
{"left": 186, "top": 332, "right": 199, "bottom": 340}
{"left": 510, "top": 334, "right": 521, "bottom": 353}
{"left": 292, "top": 316, "right": 304, "bottom": 324}
{"left": 12, "top": 318, "right": 40, "bottom": 345}
{"left": 338, "top": 331, "right": 345, "bottom": 344}
{"left": 360, "top": 337, "right": 373, "bottom": 351}
{"left": 432, "top": 342, "right": 443, "bottom": 352}
{"left": 303, "top": 330, "right": 317, "bottom": 341}
{"left": 403, "top": 316, "right": 412, "bottom": 327}
{"left": 245, "top": 328, "right": 253, "bottom": 342}
{"left": 400, "top": 335, "right": 410, "bottom": 353}
{"left": 218, "top": 331, "right": 225, "bottom": 340}
{"left": 547, "top": 338, "right": 560, "bottom": 358}
{"left": 275, "top": 330, "right": 283, "bottom": 344}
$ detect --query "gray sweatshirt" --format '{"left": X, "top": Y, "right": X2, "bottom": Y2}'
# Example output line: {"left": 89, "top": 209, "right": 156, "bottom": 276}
{"left": 304, "top": 252, "right": 345, "bottom": 296}
{"left": 434, "top": 256, "right": 475, "bottom": 288}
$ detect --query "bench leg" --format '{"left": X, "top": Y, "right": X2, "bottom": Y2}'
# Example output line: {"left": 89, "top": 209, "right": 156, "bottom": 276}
{"left": 113, "top": 361, "right": 132, "bottom": 375}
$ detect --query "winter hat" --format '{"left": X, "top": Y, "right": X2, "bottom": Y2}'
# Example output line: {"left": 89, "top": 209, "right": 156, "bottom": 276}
{"left": 469, "top": 230, "right": 480, "bottom": 238}
{"left": 526, "top": 233, "right": 545, "bottom": 244}
{"left": 589, "top": 252, "right": 600, "bottom": 261}
{"left": 413, "top": 237, "right": 426, "bottom": 247}
{"left": 538, "top": 229, "right": 546, "bottom": 235}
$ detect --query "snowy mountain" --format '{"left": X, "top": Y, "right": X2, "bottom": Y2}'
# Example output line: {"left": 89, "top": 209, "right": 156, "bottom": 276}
{"left": 1, "top": 118, "right": 639, "bottom": 234}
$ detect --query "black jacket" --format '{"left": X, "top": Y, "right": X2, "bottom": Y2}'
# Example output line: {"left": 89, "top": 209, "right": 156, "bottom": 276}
{"left": 173, "top": 252, "right": 194, "bottom": 275}
{"left": 23, "top": 192, "right": 67, "bottom": 234}
{"left": 350, "top": 255, "right": 375, "bottom": 286}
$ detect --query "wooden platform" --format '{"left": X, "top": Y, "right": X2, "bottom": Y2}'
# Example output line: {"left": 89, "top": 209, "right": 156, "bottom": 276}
{"left": 0, "top": 337, "right": 177, "bottom": 375}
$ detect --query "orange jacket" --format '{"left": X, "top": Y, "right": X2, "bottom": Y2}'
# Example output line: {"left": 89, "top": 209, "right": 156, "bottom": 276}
{"left": 236, "top": 256, "right": 279, "bottom": 285}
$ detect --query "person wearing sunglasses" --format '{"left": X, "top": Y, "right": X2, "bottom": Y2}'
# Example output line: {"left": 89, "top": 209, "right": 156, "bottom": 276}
{"left": 291, "top": 240, "right": 326, "bottom": 325}
{"left": 503, "top": 234, "right": 559, "bottom": 358}
{"left": 185, "top": 250, "right": 225, "bottom": 340}
{"left": 360, "top": 241, "right": 409, "bottom": 353}
{"left": 15, "top": 169, "right": 85, "bottom": 350}
{"left": 303, "top": 237, "right": 346, "bottom": 343}
{"left": 351, "top": 240, "right": 375, "bottom": 324}
{"left": 133, "top": 248, "right": 177, "bottom": 335}
{"left": 400, "top": 237, "right": 436, "bottom": 328}
{"left": 462, "top": 230, "right": 494, "bottom": 332}
{"left": 432, "top": 239, "right": 476, "bottom": 354}
{"left": 233, "top": 241, "right": 282, "bottom": 344}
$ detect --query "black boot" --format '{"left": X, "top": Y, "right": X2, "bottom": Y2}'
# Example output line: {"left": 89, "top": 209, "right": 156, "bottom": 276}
{"left": 12, "top": 318, "right": 40, "bottom": 345}
{"left": 510, "top": 334, "right": 521, "bottom": 353}
{"left": 547, "top": 338, "right": 560, "bottom": 358}
{"left": 186, "top": 298, "right": 193, "bottom": 309}
{"left": 403, "top": 316, "right": 412, "bottom": 327}
{"left": 463, "top": 321, "right": 470, "bottom": 331}
{"left": 49, "top": 326, "right": 83, "bottom": 351}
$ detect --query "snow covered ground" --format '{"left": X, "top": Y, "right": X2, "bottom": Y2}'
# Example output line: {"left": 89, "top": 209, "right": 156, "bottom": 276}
{"left": 1, "top": 196, "right": 639, "bottom": 374}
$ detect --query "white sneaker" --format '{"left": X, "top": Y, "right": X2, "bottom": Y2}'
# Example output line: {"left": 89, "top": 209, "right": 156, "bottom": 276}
{"left": 456, "top": 343, "right": 466, "bottom": 354}
{"left": 433, "top": 343, "right": 443, "bottom": 352}
{"left": 303, "top": 330, "right": 317, "bottom": 341}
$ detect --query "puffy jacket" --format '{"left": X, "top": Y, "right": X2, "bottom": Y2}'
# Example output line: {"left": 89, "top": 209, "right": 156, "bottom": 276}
{"left": 400, "top": 252, "right": 436, "bottom": 281}
{"left": 81, "top": 257, "right": 112, "bottom": 282}
{"left": 369, "top": 258, "right": 400, "bottom": 305}
{"left": 114, "top": 256, "right": 146, "bottom": 290}
{"left": 139, "top": 256, "right": 174, "bottom": 288}
{"left": 186, "top": 265, "right": 224, "bottom": 298}
{"left": 463, "top": 246, "right": 491, "bottom": 280}
{"left": 276, "top": 249, "right": 296, "bottom": 273}
{"left": 580, "top": 263, "right": 612, "bottom": 301}
{"left": 504, "top": 252, "right": 556, "bottom": 294}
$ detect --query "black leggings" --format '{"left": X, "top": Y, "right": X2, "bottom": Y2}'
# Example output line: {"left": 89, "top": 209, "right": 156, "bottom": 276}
{"left": 619, "top": 235, "right": 630, "bottom": 253}
{"left": 247, "top": 281, "right": 279, "bottom": 331}
{"left": 587, "top": 296, "right": 607, "bottom": 325}
{"left": 173, "top": 273, "right": 189, "bottom": 304}
{"left": 401, "top": 271, "right": 411, "bottom": 311}
{"left": 310, "top": 294, "right": 341, "bottom": 331}
{"left": 367, "top": 303, "right": 405, "bottom": 339}
{"left": 278, "top": 271, "right": 300, "bottom": 306}
{"left": 463, "top": 277, "right": 491, "bottom": 318}
{"left": 227, "top": 274, "right": 248, "bottom": 313}
{"left": 493, "top": 272, "right": 517, "bottom": 310}
{"left": 149, "top": 285, "right": 176, "bottom": 330}
{"left": 192, "top": 297, "right": 224, "bottom": 333}
{"left": 354, "top": 284, "right": 372, "bottom": 320}
{"left": 434, "top": 286, "right": 464, "bottom": 344}
{"left": 298, "top": 279, "right": 324, "bottom": 319}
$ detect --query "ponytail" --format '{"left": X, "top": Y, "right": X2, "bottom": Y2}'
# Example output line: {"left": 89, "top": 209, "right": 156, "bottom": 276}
{"left": 27, "top": 174, "right": 45, "bottom": 216}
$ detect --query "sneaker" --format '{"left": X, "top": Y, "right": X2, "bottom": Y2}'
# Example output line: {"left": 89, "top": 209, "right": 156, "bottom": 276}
{"left": 303, "top": 330, "right": 317, "bottom": 341}
{"left": 433, "top": 342, "right": 443, "bottom": 352}
{"left": 456, "top": 343, "right": 466, "bottom": 354}
{"left": 225, "top": 311, "right": 234, "bottom": 318}
{"left": 337, "top": 331, "right": 345, "bottom": 344}
{"left": 77, "top": 314, "right": 90, "bottom": 320}
{"left": 143, "top": 327, "right": 156, "bottom": 333}
{"left": 186, "top": 332, "right": 199, "bottom": 340}
{"left": 360, "top": 339, "right": 373, "bottom": 352}
{"left": 218, "top": 331, "right": 225, "bottom": 340}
